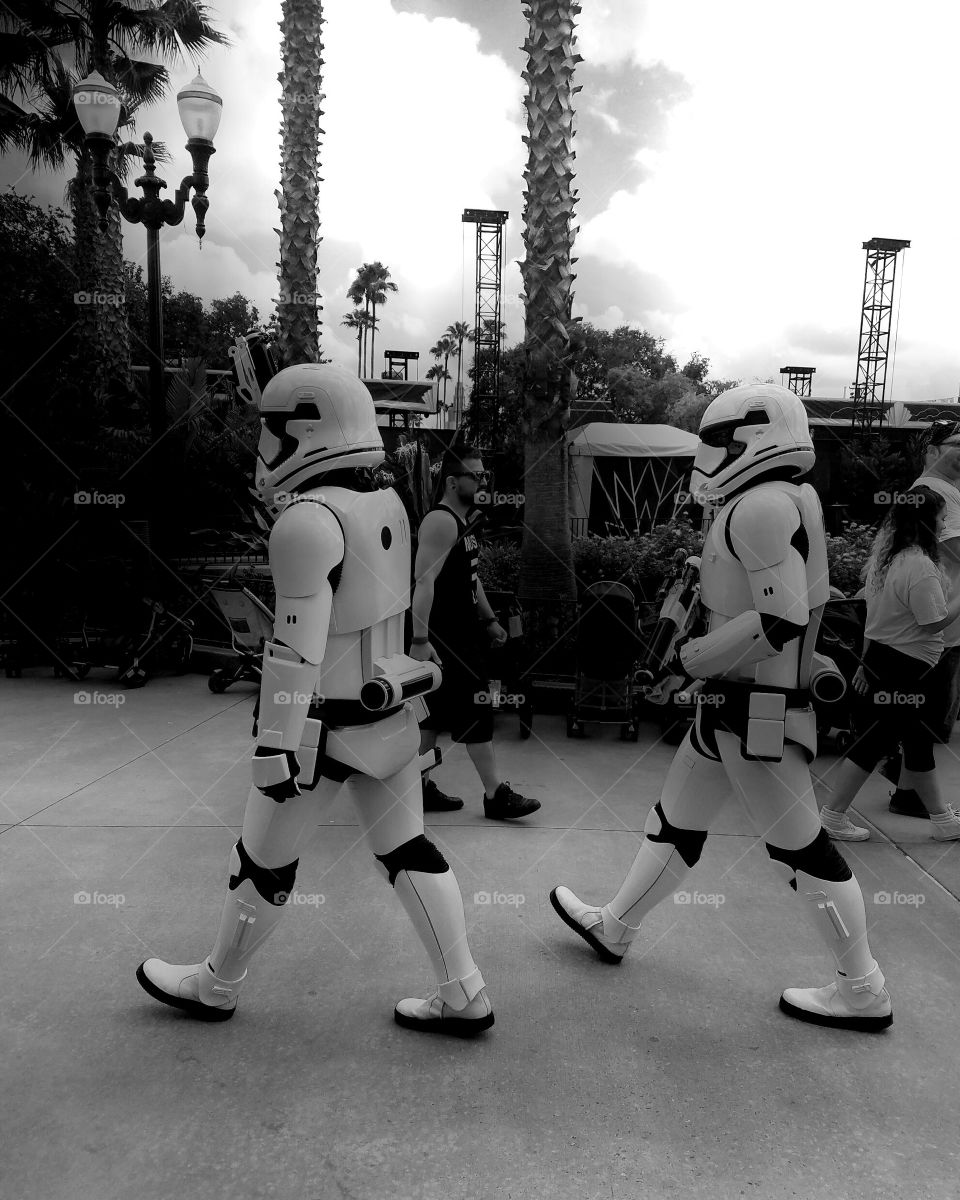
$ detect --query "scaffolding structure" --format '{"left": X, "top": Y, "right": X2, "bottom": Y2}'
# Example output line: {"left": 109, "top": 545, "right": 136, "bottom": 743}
{"left": 851, "top": 237, "right": 910, "bottom": 431}
{"left": 462, "top": 207, "right": 508, "bottom": 442}
{"left": 779, "top": 366, "right": 816, "bottom": 397}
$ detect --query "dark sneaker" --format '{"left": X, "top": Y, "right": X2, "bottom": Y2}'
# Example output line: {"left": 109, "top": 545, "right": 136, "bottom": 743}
{"left": 483, "top": 781, "right": 540, "bottom": 820}
{"left": 888, "top": 788, "right": 929, "bottom": 818}
{"left": 422, "top": 777, "right": 464, "bottom": 812}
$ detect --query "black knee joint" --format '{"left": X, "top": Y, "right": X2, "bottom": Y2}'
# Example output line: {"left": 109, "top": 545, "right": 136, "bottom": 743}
{"left": 228, "top": 838, "right": 299, "bottom": 905}
{"left": 647, "top": 801, "right": 708, "bottom": 868}
{"left": 375, "top": 834, "right": 448, "bottom": 887}
{"left": 766, "top": 828, "right": 852, "bottom": 888}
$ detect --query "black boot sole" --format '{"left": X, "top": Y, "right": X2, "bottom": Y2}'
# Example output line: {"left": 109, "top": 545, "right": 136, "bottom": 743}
{"left": 887, "top": 804, "right": 930, "bottom": 818}
{"left": 394, "top": 1009, "right": 495, "bottom": 1037}
{"left": 778, "top": 994, "right": 892, "bottom": 1031}
{"left": 136, "top": 962, "right": 237, "bottom": 1022}
{"left": 549, "top": 887, "right": 625, "bottom": 965}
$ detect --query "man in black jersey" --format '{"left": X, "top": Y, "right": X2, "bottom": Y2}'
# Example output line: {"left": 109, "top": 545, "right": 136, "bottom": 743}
{"left": 410, "top": 446, "right": 541, "bottom": 819}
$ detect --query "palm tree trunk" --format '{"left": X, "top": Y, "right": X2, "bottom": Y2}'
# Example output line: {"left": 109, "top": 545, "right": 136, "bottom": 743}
{"left": 370, "top": 299, "right": 378, "bottom": 377}
{"left": 357, "top": 328, "right": 363, "bottom": 376}
{"left": 518, "top": 0, "right": 581, "bottom": 604}
{"left": 71, "top": 150, "right": 132, "bottom": 403}
{"left": 277, "top": 0, "right": 324, "bottom": 367}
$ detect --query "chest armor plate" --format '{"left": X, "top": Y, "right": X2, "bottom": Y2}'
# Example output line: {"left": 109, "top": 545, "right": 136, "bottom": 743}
{"left": 302, "top": 486, "right": 411, "bottom": 633}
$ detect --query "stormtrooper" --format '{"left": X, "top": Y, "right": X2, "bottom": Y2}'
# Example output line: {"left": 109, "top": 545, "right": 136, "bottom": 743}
{"left": 551, "top": 383, "right": 893, "bottom": 1032}
{"left": 137, "top": 363, "right": 494, "bottom": 1036}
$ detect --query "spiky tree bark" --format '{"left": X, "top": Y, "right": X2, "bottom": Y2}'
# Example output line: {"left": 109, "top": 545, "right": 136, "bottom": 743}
{"left": 277, "top": 0, "right": 324, "bottom": 366}
{"left": 518, "top": 0, "right": 581, "bottom": 604}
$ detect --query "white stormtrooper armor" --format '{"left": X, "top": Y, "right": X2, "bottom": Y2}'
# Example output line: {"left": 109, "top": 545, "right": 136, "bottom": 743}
{"left": 137, "top": 364, "right": 493, "bottom": 1036}
{"left": 552, "top": 383, "right": 892, "bottom": 1031}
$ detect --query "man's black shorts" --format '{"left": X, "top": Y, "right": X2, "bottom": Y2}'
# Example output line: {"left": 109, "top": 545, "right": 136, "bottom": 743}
{"left": 420, "top": 635, "right": 494, "bottom": 744}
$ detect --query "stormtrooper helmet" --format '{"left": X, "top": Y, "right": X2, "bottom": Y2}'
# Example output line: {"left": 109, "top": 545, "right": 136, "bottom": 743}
{"left": 254, "top": 364, "right": 384, "bottom": 511}
{"left": 689, "top": 383, "right": 814, "bottom": 504}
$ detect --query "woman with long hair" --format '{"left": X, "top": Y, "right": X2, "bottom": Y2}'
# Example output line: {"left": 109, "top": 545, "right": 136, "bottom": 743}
{"left": 819, "top": 486, "right": 960, "bottom": 839}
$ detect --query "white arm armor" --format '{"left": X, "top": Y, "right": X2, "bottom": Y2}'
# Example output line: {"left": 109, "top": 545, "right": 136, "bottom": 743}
{"left": 680, "top": 490, "right": 810, "bottom": 680}
{"left": 256, "top": 500, "right": 345, "bottom": 757}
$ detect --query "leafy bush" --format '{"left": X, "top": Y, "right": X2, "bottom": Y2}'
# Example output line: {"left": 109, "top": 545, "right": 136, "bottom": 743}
{"left": 478, "top": 518, "right": 704, "bottom": 601}
{"left": 826, "top": 521, "right": 876, "bottom": 596}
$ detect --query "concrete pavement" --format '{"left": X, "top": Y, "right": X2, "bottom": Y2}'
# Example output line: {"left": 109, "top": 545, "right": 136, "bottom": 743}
{"left": 2, "top": 672, "right": 958, "bottom": 1200}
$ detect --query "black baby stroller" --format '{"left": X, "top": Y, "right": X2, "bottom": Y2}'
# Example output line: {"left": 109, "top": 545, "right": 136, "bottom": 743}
{"left": 566, "top": 580, "right": 643, "bottom": 739}
{"left": 812, "top": 595, "right": 865, "bottom": 751}
{"left": 206, "top": 565, "right": 275, "bottom": 693}
{"left": 483, "top": 589, "right": 534, "bottom": 739}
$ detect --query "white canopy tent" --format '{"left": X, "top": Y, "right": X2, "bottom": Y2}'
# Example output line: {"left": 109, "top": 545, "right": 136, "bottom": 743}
{"left": 567, "top": 422, "right": 700, "bottom": 535}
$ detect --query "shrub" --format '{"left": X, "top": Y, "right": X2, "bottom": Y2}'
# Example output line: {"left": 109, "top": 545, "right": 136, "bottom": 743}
{"left": 826, "top": 521, "right": 877, "bottom": 596}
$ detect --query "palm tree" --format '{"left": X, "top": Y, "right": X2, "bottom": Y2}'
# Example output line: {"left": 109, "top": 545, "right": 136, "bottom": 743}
{"left": 517, "top": 0, "right": 580, "bottom": 605}
{"left": 277, "top": 0, "right": 324, "bottom": 367}
{"left": 341, "top": 308, "right": 376, "bottom": 377}
{"left": 0, "top": 2, "right": 229, "bottom": 399}
{"left": 445, "top": 320, "right": 472, "bottom": 391}
{"left": 347, "top": 261, "right": 377, "bottom": 374}
{"left": 365, "top": 262, "right": 397, "bottom": 379}
{"left": 430, "top": 334, "right": 457, "bottom": 412}
{"left": 425, "top": 363, "right": 451, "bottom": 420}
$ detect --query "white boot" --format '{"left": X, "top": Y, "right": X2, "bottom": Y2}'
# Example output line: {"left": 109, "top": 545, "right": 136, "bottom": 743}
{"left": 136, "top": 957, "right": 240, "bottom": 1021}
{"left": 549, "top": 885, "right": 640, "bottom": 964}
{"left": 780, "top": 962, "right": 893, "bottom": 1032}
{"left": 394, "top": 966, "right": 494, "bottom": 1037}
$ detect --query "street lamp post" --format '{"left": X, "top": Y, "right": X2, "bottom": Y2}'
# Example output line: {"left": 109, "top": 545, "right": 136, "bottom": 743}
{"left": 72, "top": 70, "right": 222, "bottom": 551}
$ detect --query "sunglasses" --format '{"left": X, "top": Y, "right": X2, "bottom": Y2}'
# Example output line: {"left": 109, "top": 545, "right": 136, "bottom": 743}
{"left": 927, "top": 419, "right": 960, "bottom": 447}
{"left": 454, "top": 470, "right": 489, "bottom": 483}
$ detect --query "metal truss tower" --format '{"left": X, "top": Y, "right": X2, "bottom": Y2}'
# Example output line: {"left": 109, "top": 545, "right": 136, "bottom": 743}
{"left": 462, "top": 207, "right": 508, "bottom": 442}
{"left": 779, "top": 366, "right": 815, "bottom": 397}
{"left": 851, "top": 237, "right": 910, "bottom": 431}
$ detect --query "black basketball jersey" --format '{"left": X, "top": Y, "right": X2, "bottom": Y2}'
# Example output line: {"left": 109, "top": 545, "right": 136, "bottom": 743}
{"left": 427, "top": 503, "right": 480, "bottom": 642}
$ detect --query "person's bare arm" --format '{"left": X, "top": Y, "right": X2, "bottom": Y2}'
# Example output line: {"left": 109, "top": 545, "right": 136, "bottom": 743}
{"left": 410, "top": 511, "right": 457, "bottom": 659}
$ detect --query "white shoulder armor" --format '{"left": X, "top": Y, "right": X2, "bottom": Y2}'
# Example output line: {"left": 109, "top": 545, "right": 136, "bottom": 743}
{"left": 727, "top": 487, "right": 801, "bottom": 571}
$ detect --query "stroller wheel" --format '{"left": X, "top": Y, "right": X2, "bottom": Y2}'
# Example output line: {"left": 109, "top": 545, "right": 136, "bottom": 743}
{"left": 834, "top": 729, "right": 853, "bottom": 753}
{"left": 120, "top": 666, "right": 148, "bottom": 688}
{"left": 208, "top": 671, "right": 228, "bottom": 694}
{"left": 74, "top": 663, "right": 91, "bottom": 680}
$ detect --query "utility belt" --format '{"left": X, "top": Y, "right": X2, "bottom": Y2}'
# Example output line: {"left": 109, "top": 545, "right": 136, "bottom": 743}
{"left": 693, "top": 679, "right": 816, "bottom": 764}
{"left": 308, "top": 697, "right": 404, "bottom": 728}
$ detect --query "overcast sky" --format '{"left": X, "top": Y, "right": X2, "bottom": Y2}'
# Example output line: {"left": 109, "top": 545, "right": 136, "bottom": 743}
{"left": 6, "top": 0, "right": 960, "bottom": 404}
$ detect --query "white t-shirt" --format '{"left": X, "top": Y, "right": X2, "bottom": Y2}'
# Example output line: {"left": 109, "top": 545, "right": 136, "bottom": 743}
{"left": 914, "top": 474, "right": 960, "bottom": 646}
{"left": 864, "top": 547, "right": 947, "bottom": 666}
